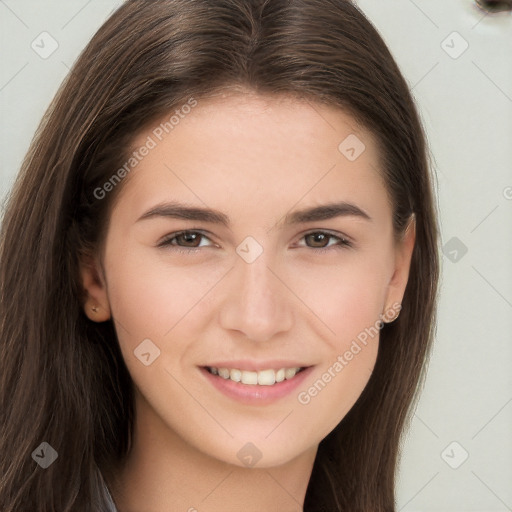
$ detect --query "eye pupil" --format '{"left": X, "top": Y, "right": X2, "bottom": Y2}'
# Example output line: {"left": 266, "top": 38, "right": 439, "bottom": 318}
{"left": 308, "top": 233, "right": 328, "bottom": 247}
{"left": 180, "top": 232, "right": 200, "bottom": 246}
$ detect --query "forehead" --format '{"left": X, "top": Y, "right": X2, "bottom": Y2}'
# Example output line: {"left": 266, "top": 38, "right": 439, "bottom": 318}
{"left": 113, "top": 92, "right": 390, "bottom": 224}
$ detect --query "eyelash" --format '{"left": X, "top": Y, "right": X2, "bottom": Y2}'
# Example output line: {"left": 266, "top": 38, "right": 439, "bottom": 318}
{"left": 157, "top": 230, "right": 353, "bottom": 254}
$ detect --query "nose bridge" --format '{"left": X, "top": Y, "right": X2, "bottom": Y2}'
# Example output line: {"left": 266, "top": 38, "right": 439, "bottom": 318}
{"left": 238, "top": 249, "right": 274, "bottom": 303}
{"left": 219, "top": 242, "right": 293, "bottom": 342}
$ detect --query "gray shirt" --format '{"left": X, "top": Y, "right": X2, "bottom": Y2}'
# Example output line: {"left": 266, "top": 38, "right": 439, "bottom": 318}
{"left": 98, "top": 469, "right": 119, "bottom": 512}
{"left": 104, "top": 482, "right": 119, "bottom": 512}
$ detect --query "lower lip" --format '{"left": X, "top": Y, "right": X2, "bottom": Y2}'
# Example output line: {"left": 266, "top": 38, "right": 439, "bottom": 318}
{"left": 200, "top": 366, "right": 314, "bottom": 405}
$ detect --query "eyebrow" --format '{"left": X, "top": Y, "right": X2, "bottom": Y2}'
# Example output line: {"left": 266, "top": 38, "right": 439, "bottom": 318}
{"left": 136, "top": 200, "right": 372, "bottom": 227}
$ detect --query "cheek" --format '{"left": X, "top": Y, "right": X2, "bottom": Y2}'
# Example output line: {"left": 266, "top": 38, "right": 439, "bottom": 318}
{"left": 290, "top": 255, "right": 388, "bottom": 344}
{"left": 294, "top": 340, "right": 379, "bottom": 446}
{"left": 280, "top": 260, "right": 384, "bottom": 437}
{"left": 104, "top": 252, "right": 228, "bottom": 394}
{"left": 106, "top": 251, "right": 220, "bottom": 340}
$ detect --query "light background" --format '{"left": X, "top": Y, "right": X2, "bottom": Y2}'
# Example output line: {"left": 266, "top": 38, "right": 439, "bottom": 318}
{"left": 0, "top": 1, "right": 511, "bottom": 510}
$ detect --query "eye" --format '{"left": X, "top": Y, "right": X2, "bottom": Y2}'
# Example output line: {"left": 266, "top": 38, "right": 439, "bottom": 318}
{"left": 158, "top": 230, "right": 214, "bottom": 253}
{"left": 297, "top": 231, "right": 353, "bottom": 252}
{"left": 158, "top": 230, "right": 352, "bottom": 254}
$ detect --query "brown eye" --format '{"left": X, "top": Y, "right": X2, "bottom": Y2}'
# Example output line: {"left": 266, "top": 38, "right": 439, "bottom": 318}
{"left": 305, "top": 232, "right": 331, "bottom": 248}
{"left": 301, "top": 231, "right": 352, "bottom": 252}
{"left": 174, "top": 232, "right": 202, "bottom": 247}
{"left": 158, "top": 231, "right": 212, "bottom": 251}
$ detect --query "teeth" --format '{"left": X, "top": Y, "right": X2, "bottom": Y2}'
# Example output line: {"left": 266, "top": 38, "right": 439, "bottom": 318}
{"left": 241, "top": 371, "right": 258, "bottom": 385}
{"left": 285, "top": 368, "right": 298, "bottom": 380}
{"left": 258, "top": 369, "right": 275, "bottom": 386}
{"left": 218, "top": 368, "right": 230, "bottom": 379}
{"left": 208, "top": 366, "right": 302, "bottom": 386}
{"left": 229, "top": 369, "right": 242, "bottom": 382}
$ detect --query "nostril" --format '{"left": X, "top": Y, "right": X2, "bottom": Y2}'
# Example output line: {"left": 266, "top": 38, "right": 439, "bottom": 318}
{"left": 475, "top": 0, "right": 512, "bottom": 12}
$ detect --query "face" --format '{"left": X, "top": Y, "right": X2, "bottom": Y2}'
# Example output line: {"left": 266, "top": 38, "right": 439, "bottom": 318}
{"left": 81, "top": 91, "right": 415, "bottom": 469}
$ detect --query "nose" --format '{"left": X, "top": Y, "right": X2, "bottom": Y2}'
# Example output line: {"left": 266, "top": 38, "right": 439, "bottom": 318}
{"left": 218, "top": 247, "right": 294, "bottom": 343}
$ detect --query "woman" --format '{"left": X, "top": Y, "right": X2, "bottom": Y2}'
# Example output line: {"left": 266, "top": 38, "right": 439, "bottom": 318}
{"left": 0, "top": 0, "right": 440, "bottom": 510}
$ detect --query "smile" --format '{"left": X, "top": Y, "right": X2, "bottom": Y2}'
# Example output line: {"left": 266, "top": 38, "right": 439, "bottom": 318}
{"left": 201, "top": 364, "right": 314, "bottom": 405}
{"left": 206, "top": 366, "right": 305, "bottom": 386}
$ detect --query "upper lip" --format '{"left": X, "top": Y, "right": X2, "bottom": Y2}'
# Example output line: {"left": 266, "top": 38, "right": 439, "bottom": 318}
{"left": 202, "top": 360, "right": 311, "bottom": 371}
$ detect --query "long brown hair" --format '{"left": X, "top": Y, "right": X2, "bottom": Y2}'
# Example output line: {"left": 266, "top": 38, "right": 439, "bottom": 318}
{"left": 0, "top": 1, "right": 440, "bottom": 510}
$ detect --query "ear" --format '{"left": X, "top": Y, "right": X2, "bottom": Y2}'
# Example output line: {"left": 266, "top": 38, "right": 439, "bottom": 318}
{"left": 382, "top": 214, "right": 416, "bottom": 317}
{"left": 80, "top": 254, "right": 111, "bottom": 322}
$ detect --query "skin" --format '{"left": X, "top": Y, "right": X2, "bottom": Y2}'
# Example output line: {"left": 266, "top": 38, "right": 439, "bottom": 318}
{"left": 81, "top": 90, "right": 415, "bottom": 512}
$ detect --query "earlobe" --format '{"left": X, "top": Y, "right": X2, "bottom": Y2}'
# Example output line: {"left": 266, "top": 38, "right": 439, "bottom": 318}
{"left": 80, "top": 255, "right": 111, "bottom": 322}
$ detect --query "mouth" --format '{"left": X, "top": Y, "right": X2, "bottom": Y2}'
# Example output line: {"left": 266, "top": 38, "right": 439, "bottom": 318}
{"left": 205, "top": 366, "right": 307, "bottom": 386}
{"left": 200, "top": 363, "right": 314, "bottom": 405}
